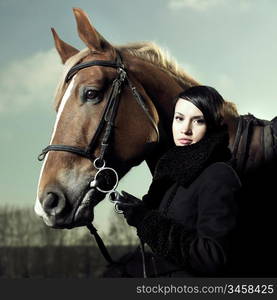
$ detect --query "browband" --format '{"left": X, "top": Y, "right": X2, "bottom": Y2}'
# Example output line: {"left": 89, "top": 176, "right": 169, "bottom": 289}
{"left": 66, "top": 60, "right": 125, "bottom": 83}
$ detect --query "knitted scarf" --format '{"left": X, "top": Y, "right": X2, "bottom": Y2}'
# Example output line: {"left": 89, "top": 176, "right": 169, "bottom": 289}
{"left": 143, "top": 126, "right": 232, "bottom": 209}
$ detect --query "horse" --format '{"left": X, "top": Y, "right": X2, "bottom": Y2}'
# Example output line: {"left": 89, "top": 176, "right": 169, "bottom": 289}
{"left": 35, "top": 8, "right": 277, "bottom": 276}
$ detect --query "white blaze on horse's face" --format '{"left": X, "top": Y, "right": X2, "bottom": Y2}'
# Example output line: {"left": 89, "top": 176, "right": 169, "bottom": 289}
{"left": 50, "top": 77, "right": 76, "bottom": 144}
{"left": 34, "top": 152, "right": 51, "bottom": 224}
{"left": 35, "top": 78, "right": 76, "bottom": 226}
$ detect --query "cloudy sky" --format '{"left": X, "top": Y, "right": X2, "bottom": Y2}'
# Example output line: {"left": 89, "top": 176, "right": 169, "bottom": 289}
{"left": 1, "top": 0, "right": 277, "bottom": 230}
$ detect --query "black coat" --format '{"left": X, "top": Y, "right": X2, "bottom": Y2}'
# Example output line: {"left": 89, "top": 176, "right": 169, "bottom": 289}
{"left": 137, "top": 161, "right": 241, "bottom": 277}
{"left": 134, "top": 125, "right": 277, "bottom": 277}
{"left": 104, "top": 127, "right": 277, "bottom": 277}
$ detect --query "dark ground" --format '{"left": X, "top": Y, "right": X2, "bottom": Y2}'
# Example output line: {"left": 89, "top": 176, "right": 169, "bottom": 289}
{"left": 0, "top": 245, "right": 136, "bottom": 278}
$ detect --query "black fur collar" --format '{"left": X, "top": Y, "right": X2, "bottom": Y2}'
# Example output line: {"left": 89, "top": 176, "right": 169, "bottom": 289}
{"left": 153, "top": 126, "right": 231, "bottom": 187}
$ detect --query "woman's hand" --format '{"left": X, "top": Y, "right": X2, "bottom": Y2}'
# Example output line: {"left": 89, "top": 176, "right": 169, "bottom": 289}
{"left": 117, "top": 191, "right": 149, "bottom": 227}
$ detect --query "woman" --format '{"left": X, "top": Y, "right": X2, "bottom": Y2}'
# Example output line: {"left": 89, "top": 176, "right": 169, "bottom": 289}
{"left": 117, "top": 85, "right": 241, "bottom": 277}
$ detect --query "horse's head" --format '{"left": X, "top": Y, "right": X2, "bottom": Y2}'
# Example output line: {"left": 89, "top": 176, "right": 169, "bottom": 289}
{"left": 35, "top": 8, "right": 160, "bottom": 228}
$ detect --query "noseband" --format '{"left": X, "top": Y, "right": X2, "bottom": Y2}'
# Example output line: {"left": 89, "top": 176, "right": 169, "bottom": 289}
{"left": 38, "top": 51, "right": 159, "bottom": 192}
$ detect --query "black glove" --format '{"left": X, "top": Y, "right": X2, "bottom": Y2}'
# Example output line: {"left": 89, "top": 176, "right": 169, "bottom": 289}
{"left": 117, "top": 191, "right": 149, "bottom": 227}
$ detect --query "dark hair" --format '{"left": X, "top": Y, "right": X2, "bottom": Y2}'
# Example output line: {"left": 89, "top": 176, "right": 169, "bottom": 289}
{"left": 175, "top": 85, "right": 224, "bottom": 131}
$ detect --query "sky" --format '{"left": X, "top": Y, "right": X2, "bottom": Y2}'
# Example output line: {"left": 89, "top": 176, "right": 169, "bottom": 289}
{"left": 1, "top": 0, "right": 277, "bottom": 231}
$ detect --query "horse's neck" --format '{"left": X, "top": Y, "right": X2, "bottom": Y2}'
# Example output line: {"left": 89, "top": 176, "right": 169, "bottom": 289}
{"left": 127, "top": 55, "right": 197, "bottom": 134}
{"left": 127, "top": 56, "right": 197, "bottom": 173}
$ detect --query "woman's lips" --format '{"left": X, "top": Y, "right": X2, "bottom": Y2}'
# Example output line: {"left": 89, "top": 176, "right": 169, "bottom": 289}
{"left": 178, "top": 138, "right": 193, "bottom": 145}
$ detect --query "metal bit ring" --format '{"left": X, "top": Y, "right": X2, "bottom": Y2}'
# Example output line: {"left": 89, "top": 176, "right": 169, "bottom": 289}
{"left": 114, "top": 201, "right": 123, "bottom": 214}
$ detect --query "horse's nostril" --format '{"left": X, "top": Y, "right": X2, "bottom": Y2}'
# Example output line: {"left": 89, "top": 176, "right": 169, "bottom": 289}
{"left": 42, "top": 192, "right": 66, "bottom": 216}
{"left": 44, "top": 193, "right": 59, "bottom": 209}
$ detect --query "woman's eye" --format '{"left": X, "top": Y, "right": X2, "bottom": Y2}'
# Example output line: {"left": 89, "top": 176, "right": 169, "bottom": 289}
{"left": 196, "top": 119, "right": 205, "bottom": 124}
{"left": 175, "top": 116, "right": 183, "bottom": 121}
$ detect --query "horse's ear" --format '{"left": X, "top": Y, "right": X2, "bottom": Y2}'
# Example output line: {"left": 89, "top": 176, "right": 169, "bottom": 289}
{"left": 73, "top": 7, "right": 112, "bottom": 52}
{"left": 51, "top": 28, "right": 79, "bottom": 64}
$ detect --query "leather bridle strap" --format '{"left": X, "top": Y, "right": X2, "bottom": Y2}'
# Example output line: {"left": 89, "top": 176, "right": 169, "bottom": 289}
{"left": 126, "top": 78, "right": 159, "bottom": 142}
{"left": 87, "top": 64, "right": 126, "bottom": 163}
{"left": 66, "top": 60, "right": 124, "bottom": 83}
{"left": 87, "top": 223, "right": 116, "bottom": 264}
{"left": 38, "top": 145, "right": 92, "bottom": 161}
{"left": 38, "top": 54, "right": 127, "bottom": 162}
{"left": 38, "top": 52, "right": 159, "bottom": 163}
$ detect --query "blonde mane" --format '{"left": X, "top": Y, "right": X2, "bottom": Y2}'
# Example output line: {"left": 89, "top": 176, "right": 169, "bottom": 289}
{"left": 117, "top": 42, "right": 199, "bottom": 88}
{"left": 54, "top": 42, "right": 238, "bottom": 117}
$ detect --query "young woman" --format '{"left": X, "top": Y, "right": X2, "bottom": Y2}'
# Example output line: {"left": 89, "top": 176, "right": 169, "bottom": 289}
{"left": 117, "top": 85, "right": 241, "bottom": 277}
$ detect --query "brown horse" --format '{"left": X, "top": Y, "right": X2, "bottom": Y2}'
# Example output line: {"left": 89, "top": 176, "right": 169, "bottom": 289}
{"left": 35, "top": 8, "right": 277, "bottom": 237}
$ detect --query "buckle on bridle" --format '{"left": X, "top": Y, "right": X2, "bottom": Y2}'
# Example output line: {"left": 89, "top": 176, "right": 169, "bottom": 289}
{"left": 93, "top": 157, "right": 105, "bottom": 169}
{"left": 117, "top": 67, "right": 126, "bottom": 82}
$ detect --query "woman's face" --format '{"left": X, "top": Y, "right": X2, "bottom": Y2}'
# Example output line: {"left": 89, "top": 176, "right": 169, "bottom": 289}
{"left": 172, "top": 99, "right": 207, "bottom": 146}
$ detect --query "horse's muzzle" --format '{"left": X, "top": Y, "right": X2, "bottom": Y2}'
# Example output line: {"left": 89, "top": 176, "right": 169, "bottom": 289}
{"left": 42, "top": 190, "right": 66, "bottom": 217}
{"left": 73, "top": 188, "right": 104, "bottom": 225}
{"left": 37, "top": 184, "right": 104, "bottom": 228}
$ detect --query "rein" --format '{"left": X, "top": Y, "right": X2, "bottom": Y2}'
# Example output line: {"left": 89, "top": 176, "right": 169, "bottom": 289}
{"left": 38, "top": 51, "right": 157, "bottom": 277}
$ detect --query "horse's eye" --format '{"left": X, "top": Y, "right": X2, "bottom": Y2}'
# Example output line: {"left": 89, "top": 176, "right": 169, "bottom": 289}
{"left": 85, "top": 89, "right": 98, "bottom": 100}
{"left": 82, "top": 87, "right": 102, "bottom": 104}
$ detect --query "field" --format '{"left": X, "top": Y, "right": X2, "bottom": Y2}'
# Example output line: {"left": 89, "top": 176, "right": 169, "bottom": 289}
{"left": 0, "top": 206, "right": 137, "bottom": 278}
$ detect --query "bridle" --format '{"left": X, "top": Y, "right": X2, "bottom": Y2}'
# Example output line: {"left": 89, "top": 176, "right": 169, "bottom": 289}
{"left": 38, "top": 51, "right": 159, "bottom": 164}
{"left": 37, "top": 51, "right": 159, "bottom": 277}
